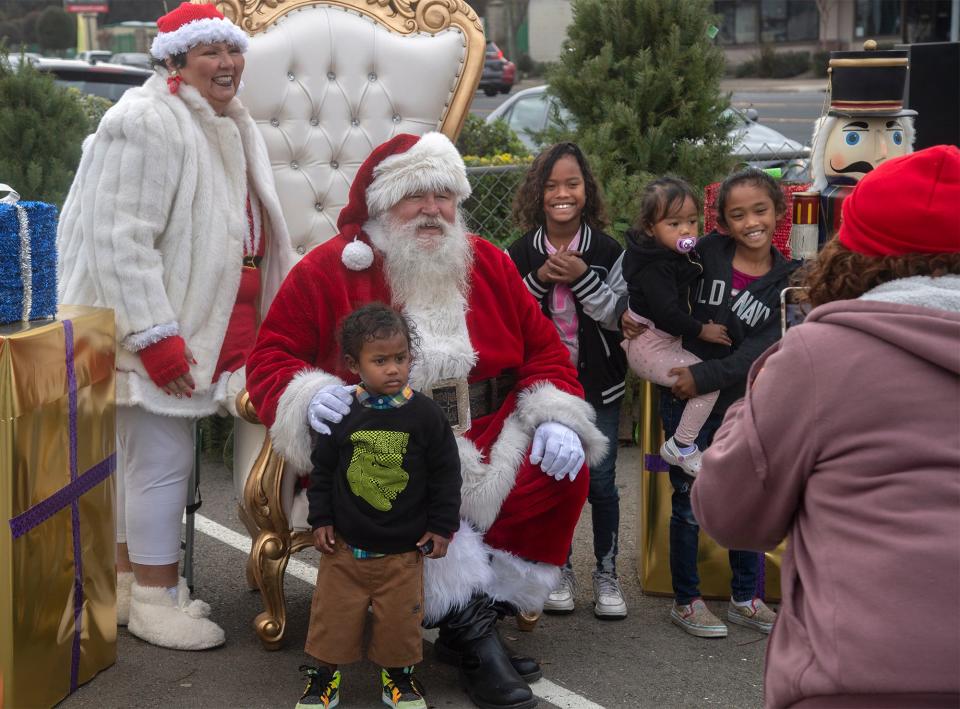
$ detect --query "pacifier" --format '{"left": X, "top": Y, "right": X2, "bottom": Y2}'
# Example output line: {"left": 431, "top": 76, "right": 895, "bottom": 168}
{"left": 676, "top": 236, "right": 698, "bottom": 253}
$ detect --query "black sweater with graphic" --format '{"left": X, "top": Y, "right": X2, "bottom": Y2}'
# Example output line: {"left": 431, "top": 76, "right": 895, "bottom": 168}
{"left": 623, "top": 228, "right": 704, "bottom": 338}
{"left": 308, "top": 392, "right": 462, "bottom": 554}
{"left": 683, "top": 232, "right": 799, "bottom": 413}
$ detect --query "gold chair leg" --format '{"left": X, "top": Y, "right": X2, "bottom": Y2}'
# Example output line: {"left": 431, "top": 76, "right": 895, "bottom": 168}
{"left": 516, "top": 611, "right": 541, "bottom": 632}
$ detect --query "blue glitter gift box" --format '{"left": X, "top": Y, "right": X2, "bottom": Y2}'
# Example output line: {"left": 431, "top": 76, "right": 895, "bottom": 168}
{"left": 0, "top": 196, "right": 58, "bottom": 324}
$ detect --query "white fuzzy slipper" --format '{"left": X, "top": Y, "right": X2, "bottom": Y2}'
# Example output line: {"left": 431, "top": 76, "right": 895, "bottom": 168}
{"left": 117, "top": 571, "right": 134, "bottom": 626}
{"left": 128, "top": 581, "right": 226, "bottom": 650}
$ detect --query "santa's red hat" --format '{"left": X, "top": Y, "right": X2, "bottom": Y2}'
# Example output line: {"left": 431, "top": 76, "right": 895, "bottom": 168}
{"left": 838, "top": 144, "right": 960, "bottom": 257}
{"left": 337, "top": 132, "right": 472, "bottom": 271}
{"left": 150, "top": 2, "right": 249, "bottom": 61}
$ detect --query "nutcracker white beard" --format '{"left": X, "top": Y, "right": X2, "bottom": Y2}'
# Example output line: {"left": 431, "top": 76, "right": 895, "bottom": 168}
{"left": 364, "top": 209, "right": 477, "bottom": 387}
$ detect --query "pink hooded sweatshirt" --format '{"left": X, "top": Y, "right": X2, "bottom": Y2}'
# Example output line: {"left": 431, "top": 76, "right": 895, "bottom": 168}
{"left": 692, "top": 275, "right": 960, "bottom": 709}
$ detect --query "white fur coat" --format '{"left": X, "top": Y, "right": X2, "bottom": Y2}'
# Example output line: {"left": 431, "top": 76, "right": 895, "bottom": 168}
{"left": 58, "top": 73, "right": 296, "bottom": 416}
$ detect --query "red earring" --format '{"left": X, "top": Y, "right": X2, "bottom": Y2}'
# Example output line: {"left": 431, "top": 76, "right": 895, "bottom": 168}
{"left": 167, "top": 70, "right": 182, "bottom": 95}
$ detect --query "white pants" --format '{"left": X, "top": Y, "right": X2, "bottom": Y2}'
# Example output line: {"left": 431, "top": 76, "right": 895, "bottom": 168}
{"left": 116, "top": 405, "right": 195, "bottom": 565}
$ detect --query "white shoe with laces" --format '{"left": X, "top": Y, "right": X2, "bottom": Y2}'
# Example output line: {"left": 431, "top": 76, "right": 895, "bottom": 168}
{"left": 543, "top": 567, "right": 576, "bottom": 614}
{"left": 592, "top": 571, "right": 627, "bottom": 619}
{"left": 660, "top": 436, "right": 703, "bottom": 477}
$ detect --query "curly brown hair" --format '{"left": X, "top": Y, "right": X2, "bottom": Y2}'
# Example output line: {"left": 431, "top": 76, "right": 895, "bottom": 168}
{"left": 802, "top": 238, "right": 960, "bottom": 307}
{"left": 512, "top": 142, "right": 608, "bottom": 232}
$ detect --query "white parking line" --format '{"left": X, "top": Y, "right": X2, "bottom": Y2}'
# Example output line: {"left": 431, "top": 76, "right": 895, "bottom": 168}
{"left": 192, "top": 514, "right": 606, "bottom": 709}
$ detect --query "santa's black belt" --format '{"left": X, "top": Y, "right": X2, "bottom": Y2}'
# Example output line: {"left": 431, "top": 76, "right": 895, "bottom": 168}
{"left": 242, "top": 255, "right": 263, "bottom": 268}
{"left": 469, "top": 373, "right": 516, "bottom": 419}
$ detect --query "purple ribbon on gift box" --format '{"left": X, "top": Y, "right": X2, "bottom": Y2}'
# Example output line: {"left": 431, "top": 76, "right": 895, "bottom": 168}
{"left": 7, "top": 319, "right": 116, "bottom": 692}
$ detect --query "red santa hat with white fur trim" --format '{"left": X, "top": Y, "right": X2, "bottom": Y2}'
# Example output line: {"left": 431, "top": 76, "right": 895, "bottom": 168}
{"left": 150, "top": 2, "right": 249, "bottom": 61}
{"left": 338, "top": 132, "right": 472, "bottom": 271}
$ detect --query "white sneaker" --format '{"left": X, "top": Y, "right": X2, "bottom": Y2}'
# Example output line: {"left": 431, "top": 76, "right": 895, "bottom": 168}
{"left": 543, "top": 567, "right": 576, "bottom": 614}
{"left": 128, "top": 578, "right": 225, "bottom": 650}
{"left": 116, "top": 571, "right": 134, "bottom": 626}
{"left": 592, "top": 571, "right": 627, "bottom": 619}
{"left": 660, "top": 436, "right": 703, "bottom": 477}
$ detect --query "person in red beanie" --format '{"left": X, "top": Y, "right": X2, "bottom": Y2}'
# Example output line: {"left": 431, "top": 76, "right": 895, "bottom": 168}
{"left": 246, "top": 131, "right": 605, "bottom": 709}
{"left": 691, "top": 144, "right": 960, "bottom": 708}
{"left": 58, "top": 2, "right": 296, "bottom": 650}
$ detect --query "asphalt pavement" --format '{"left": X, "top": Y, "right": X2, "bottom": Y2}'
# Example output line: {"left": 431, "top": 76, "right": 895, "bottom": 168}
{"left": 60, "top": 443, "right": 769, "bottom": 709}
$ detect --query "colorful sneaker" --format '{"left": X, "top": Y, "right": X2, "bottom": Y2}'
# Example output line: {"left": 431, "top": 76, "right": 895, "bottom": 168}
{"left": 727, "top": 598, "right": 777, "bottom": 634}
{"left": 660, "top": 436, "right": 703, "bottom": 477}
{"left": 543, "top": 566, "right": 576, "bottom": 614}
{"left": 592, "top": 571, "right": 627, "bottom": 619}
{"left": 381, "top": 667, "right": 427, "bottom": 709}
{"left": 296, "top": 665, "right": 340, "bottom": 709}
{"left": 670, "top": 598, "right": 728, "bottom": 638}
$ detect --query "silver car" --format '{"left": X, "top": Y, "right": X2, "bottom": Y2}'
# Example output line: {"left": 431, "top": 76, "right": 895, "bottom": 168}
{"left": 485, "top": 85, "right": 810, "bottom": 177}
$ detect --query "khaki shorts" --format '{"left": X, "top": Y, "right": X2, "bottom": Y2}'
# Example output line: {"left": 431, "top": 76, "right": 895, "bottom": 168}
{"left": 305, "top": 538, "right": 424, "bottom": 668}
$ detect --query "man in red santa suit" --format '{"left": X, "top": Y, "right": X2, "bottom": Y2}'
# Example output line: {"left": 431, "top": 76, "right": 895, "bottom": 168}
{"left": 246, "top": 132, "right": 607, "bottom": 709}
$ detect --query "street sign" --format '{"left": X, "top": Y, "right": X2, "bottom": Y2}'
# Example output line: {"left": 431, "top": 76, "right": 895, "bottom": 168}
{"left": 65, "top": 2, "right": 109, "bottom": 13}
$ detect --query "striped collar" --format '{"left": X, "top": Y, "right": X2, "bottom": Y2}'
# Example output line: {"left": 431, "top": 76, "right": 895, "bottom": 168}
{"left": 533, "top": 223, "right": 593, "bottom": 255}
{"left": 356, "top": 384, "right": 414, "bottom": 409}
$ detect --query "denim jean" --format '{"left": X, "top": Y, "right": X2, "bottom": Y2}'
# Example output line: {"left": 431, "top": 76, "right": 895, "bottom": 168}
{"left": 659, "top": 391, "right": 758, "bottom": 605}
{"left": 564, "top": 400, "right": 621, "bottom": 576}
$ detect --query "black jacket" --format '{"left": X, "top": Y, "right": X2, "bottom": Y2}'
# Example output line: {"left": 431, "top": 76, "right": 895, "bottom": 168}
{"left": 623, "top": 228, "right": 704, "bottom": 338}
{"left": 683, "top": 232, "right": 799, "bottom": 413}
{"left": 308, "top": 392, "right": 462, "bottom": 553}
{"left": 507, "top": 224, "right": 628, "bottom": 407}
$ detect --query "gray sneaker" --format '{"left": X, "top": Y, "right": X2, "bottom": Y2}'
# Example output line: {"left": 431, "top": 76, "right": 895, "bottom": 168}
{"left": 592, "top": 571, "right": 627, "bottom": 619}
{"left": 727, "top": 598, "right": 777, "bottom": 634}
{"left": 543, "top": 567, "right": 576, "bottom": 614}
{"left": 670, "top": 598, "right": 728, "bottom": 638}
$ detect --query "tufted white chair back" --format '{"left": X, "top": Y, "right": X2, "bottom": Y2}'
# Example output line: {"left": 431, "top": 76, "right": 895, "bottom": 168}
{"left": 213, "top": 0, "right": 484, "bottom": 258}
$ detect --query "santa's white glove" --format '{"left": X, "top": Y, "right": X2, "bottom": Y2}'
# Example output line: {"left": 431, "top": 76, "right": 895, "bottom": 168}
{"left": 530, "top": 421, "right": 585, "bottom": 481}
{"left": 307, "top": 384, "right": 354, "bottom": 435}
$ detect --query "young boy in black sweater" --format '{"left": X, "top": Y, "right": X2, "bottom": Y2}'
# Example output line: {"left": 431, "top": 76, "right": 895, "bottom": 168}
{"left": 297, "top": 303, "right": 461, "bottom": 709}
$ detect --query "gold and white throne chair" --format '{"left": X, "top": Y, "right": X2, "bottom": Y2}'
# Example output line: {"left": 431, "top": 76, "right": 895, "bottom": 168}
{"left": 200, "top": 0, "right": 484, "bottom": 649}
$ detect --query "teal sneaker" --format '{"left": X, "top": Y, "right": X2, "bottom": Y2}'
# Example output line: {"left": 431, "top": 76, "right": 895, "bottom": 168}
{"left": 380, "top": 666, "right": 427, "bottom": 709}
{"left": 296, "top": 665, "right": 340, "bottom": 708}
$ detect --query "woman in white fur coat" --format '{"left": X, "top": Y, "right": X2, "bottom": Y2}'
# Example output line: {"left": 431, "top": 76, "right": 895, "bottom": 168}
{"left": 57, "top": 2, "right": 295, "bottom": 650}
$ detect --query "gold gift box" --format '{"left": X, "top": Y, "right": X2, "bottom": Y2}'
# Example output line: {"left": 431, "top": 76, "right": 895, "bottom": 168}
{"left": 1, "top": 305, "right": 117, "bottom": 709}
{"left": 636, "top": 382, "right": 785, "bottom": 601}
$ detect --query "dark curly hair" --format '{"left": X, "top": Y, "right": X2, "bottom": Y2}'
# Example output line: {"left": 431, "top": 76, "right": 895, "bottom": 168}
{"left": 338, "top": 303, "right": 420, "bottom": 364}
{"left": 802, "top": 238, "right": 960, "bottom": 307}
{"left": 512, "top": 142, "right": 608, "bottom": 232}
{"left": 634, "top": 176, "right": 701, "bottom": 235}
{"left": 715, "top": 168, "right": 786, "bottom": 230}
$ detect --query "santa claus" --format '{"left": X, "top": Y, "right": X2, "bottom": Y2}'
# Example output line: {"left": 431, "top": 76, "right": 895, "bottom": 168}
{"left": 246, "top": 132, "right": 606, "bottom": 709}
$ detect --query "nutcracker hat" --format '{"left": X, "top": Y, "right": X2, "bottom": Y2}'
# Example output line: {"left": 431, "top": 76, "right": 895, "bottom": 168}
{"left": 838, "top": 144, "right": 960, "bottom": 257}
{"left": 150, "top": 2, "right": 249, "bottom": 61}
{"left": 337, "top": 132, "right": 472, "bottom": 271}
{"left": 826, "top": 42, "right": 916, "bottom": 118}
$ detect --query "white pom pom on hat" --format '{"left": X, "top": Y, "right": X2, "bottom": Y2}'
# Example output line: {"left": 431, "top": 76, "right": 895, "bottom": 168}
{"left": 341, "top": 236, "right": 375, "bottom": 271}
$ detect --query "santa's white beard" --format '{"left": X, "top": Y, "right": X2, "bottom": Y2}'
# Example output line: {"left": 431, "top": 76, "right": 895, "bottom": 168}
{"left": 363, "top": 211, "right": 477, "bottom": 388}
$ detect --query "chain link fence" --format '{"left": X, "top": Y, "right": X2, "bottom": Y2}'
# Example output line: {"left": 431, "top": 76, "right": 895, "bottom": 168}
{"left": 461, "top": 164, "right": 530, "bottom": 248}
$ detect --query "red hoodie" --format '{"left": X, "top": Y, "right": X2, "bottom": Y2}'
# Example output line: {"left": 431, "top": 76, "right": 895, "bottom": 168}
{"left": 693, "top": 276, "right": 960, "bottom": 709}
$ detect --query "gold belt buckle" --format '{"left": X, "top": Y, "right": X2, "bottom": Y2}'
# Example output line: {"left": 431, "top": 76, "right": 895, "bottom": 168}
{"left": 423, "top": 377, "right": 471, "bottom": 435}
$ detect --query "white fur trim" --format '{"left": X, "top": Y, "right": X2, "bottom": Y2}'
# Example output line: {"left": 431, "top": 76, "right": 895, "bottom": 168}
{"left": 341, "top": 238, "right": 374, "bottom": 271}
{"left": 122, "top": 321, "right": 179, "bottom": 352}
{"left": 515, "top": 383, "right": 608, "bottom": 466}
{"left": 128, "top": 582, "right": 225, "bottom": 650}
{"left": 270, "top": 368, "right": 345, "bottom": 472}
{"left": 116, "top": 571, "right": 134, "bottom": 626}
{"left": 458, "top": 417, "right": 529, "bottom": 531}
{"left": 366, "top": 132, "right": 471, "bottom": 217}
{"left": 860, "top": 274, "right": 960, "bottom": 313}
{"left": 423, "top": 521, "right": 493, "bottom": 624}
{"left": 405, "top": 300, "right": 476, "bottom": 389}
{"left": 485, "top": 548, "right": 561, "bottom": 614}
{"left": 150, "top": 17, "right": 249, "bottom": 60}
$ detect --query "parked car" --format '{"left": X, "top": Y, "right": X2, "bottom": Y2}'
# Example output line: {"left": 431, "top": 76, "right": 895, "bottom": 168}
{"left": 76, "top": 50, "right": 113, "bottom": 64}
{"left": 479, "top": 41, "right": 514, "bottom": 97}
{"left": 486, "top": 85, "right": 810, "bottom": 176}
{"left": 108, "top": 52, "right": 153, "bottom": 71}
{"left": 31, "top": 58, "right": 152, "bottom": 102}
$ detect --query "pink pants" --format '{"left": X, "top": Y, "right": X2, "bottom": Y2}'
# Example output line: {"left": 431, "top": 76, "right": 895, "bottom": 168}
{"left": 622, "top": 327, "right": 719, "bottom": 446}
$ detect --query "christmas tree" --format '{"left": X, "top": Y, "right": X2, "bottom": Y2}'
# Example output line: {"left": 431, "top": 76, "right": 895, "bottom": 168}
{"left": 0, "top": 54, "right": 89, "bottom": 206}
{"left": 549, "top": 0, "right": 734, "bottom": 232}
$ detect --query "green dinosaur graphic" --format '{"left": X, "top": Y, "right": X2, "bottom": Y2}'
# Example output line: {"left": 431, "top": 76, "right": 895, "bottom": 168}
{"left": 346, "top": 430, "right": 410, "bottom": 511}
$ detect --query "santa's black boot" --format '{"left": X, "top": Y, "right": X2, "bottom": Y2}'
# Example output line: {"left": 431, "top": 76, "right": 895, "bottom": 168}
{"left": 437, "top": 594, "right": 538, "bottom": 709}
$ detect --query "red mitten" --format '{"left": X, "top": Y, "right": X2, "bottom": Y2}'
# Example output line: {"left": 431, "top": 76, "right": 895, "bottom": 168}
{"left": 139, "top": 335, "right": 189, "bottom": 388}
